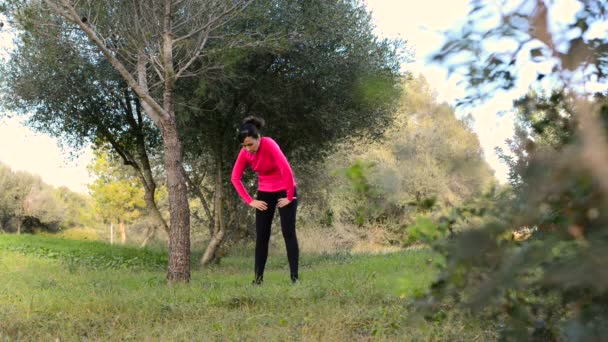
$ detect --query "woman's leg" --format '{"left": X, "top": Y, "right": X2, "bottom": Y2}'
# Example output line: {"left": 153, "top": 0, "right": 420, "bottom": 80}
{"left": 254, "top": 191, "right": 277, "bottom": 283}
{"left": 278, "top": 190, "right": 299, "bottom": 282}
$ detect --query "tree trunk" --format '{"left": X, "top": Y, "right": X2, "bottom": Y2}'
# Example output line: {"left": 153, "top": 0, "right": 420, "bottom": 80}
{"left": 162, "top": 0, "right": 190, "bottom": 283}
{"left": 183, "top": 171, "right": 215, "bottom": 237}
{"left": 201, "top": 158, "right": 226, "bottom": 266}
{"left": 134, "top": 97, "right": 170, "bottom": 236}
{"left": 120, "top": 221, "right": 127, "bottom": 244}
{"left": 129, "top": 91, "right": 170, "bottom": 237}
{"left": 140, "top": 225, "right": 155, "bottom": 248}
{"left": 142, "top": 181, "right": 170, "bottom": 234}
{"left": 16, "top": 218, "right": 21, "bottom": 235}
{"left": 163, "top": 119, "right": 191, "bottom": 282}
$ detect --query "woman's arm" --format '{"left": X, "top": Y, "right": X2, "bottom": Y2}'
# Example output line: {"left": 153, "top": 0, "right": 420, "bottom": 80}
{"left": 231, "top": 149, "right": 254, "bottom": 204}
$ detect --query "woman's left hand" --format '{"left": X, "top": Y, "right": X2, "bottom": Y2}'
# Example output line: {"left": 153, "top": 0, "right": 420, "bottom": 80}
{"left": 277, "top": 198, "right": 291, "bottom": 208}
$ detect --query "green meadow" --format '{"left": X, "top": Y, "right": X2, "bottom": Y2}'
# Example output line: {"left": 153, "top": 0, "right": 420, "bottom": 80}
{"left": 0, "top": 235, "right": 492, "bottom": 341}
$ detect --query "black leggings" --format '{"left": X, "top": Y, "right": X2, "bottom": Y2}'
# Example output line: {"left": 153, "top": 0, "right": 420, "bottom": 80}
{"left": 254, "top": 188, "right": 299, "bottom": 281}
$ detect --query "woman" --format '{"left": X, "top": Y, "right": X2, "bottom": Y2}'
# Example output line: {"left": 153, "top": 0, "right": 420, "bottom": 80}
{"left": 231, "top": 116, "right": 299, "bottom": 284}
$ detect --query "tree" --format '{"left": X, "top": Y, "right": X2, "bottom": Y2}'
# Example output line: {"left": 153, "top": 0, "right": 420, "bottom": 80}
{"left": 0, "top": 163, "right": 18, "bottom": 231}
{"left": 175, "top": 0, "right": 406, "bottom": 264}
{"left": 0, "top": 20, "right": 169, "bottom": 240}
{"left": 325, "top": 76, "right": 494, "bottom": 243}
{"left": 55, "top": 186, "right": 99, "bottom": 231}
{"left": 386, "top": 76, "right": 494, "bottom": 206}
{"left": 0, "top": 162, "right": 66, "bottom": 233}
{"left": 3, "top": 170, "right": 34, "bottom": 234}
{"left": 497, "top": 90, "right": 576, "bottom": 192}
{"left": 3, "top": 0, "right": 255, "bottom": 282}
{"left": 88, "top": 149, "right": 146, "bottom": 244}
{"left": 22, "top": 182, "right": 66, "bottom": 232}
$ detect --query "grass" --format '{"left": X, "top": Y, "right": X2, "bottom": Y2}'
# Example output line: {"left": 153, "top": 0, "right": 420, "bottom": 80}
{"left": 0, "top": 234, "right": 170, "bottom": 270}
{"left": 0, "top": 234, "right": 493, "bottom": 341}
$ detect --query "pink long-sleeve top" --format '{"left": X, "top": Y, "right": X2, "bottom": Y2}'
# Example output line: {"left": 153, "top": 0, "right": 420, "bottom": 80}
{"left": 231, "top": 137, "right": 296, "bottom": 204}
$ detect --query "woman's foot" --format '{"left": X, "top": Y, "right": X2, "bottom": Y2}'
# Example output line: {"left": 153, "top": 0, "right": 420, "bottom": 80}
{"left": 252, "top": 276, "right": 263, "bottom": 285}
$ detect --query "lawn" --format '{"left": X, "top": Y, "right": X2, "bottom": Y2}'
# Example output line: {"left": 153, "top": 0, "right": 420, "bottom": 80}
{"left": 0, "top": 234, "right": 492, "bottom": 341}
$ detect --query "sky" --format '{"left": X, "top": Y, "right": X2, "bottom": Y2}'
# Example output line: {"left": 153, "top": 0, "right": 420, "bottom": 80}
{"left": 0, "top": 1, "right": 597, "bottom": 193}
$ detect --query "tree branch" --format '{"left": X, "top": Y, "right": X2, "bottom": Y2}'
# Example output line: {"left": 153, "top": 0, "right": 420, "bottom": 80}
{"left": 173, "top": 0, "right": 254, "bottom": 79}
{"left": 43, "top": 0, "right": 168, "bottom": 125}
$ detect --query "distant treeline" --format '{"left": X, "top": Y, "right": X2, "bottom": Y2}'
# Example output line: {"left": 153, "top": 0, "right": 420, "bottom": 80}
{"left": 0, "top": 162, "right": 96, "bottom": 234}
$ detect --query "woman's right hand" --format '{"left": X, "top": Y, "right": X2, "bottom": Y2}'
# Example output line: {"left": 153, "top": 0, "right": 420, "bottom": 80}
{"left": 249, "top": 200, "right": 268, "bottom": 211}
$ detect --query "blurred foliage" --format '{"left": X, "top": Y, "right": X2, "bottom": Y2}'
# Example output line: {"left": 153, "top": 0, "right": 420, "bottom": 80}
{"left": 336, "top": 160, "right": 384, "bottom": 227}
{"left": 432, "top": 0, "right": 608, "bottom": 106}
{"left": 423, "top": 1, "right": 608, "bottom": 340}
{"left": 405, "top": 216, "right": 446, "bottom": 245}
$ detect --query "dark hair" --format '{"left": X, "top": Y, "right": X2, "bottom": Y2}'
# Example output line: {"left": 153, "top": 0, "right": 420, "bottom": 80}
{"left": 238, "top": 116, "right": 265, "bottom": 143}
